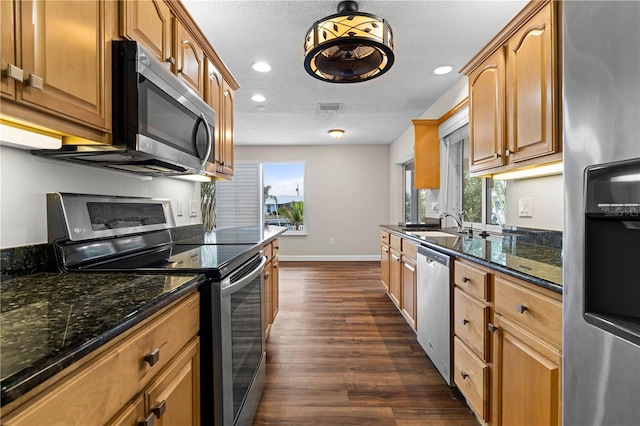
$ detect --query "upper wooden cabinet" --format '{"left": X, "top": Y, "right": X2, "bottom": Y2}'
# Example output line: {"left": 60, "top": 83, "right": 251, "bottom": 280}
{"left": 1, "top": 0, "right": 114, "bottom": 143}
{"left": 461, "top": 0, "right": 561, "bottom": 176}
{"left": 205, "top": 59, "right": 234, "bottom": 179}
{"left": 175, "top": 19, "right": 205, "bottom": 97}
{"left": 412, "top": 119, "right": 440, "bottom": 189}
{"left": 120, "top": 0, "right": 173, "bottom": 69}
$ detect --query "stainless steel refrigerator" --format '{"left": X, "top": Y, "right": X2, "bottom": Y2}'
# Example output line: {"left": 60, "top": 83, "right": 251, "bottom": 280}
{"left": 563, "top": 1, "right": 640, "bottom": 425}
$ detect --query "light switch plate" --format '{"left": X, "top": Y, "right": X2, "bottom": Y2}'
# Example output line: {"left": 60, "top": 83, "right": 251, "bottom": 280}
{"left": 189, "top": 200, "right": 198, "bottom": 217}
{"left": 177, "top": 199, "right": 184, "bottom": 216}
{"left": 518, "top": 197, "right": 533, "bottom": 217}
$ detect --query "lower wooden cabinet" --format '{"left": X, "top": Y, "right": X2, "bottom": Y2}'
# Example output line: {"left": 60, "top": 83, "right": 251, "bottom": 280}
{"left": 389, "top": 247, "right": 402, "bottom": 308}
{"left": 264, "top": 238, "right": 280, "bottom": 338}
{"left": 380, "top": 242, "right": 390, "bottom": 292}
{"left": 401, "top": 254, "right": 417, "bottom": 331}
{"left": 1, "top": 292, "right": 200, "bottom": 426}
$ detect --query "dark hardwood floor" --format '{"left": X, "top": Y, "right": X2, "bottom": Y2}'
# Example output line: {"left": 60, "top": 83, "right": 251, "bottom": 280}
{"left": 253, "top": 261, "right": 478, "bottom": 425}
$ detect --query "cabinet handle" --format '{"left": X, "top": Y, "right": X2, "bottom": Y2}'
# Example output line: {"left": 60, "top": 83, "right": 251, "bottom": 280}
{"left": 404, "top": 263, "right": 416, "bottom": 273}
{"left": 264, "top": 272, "right": 270, "bottom": 279}
{"left": 505, "top": 149, "right": 512, "bottom": 156}
{"left": 3, "top": 64, "right": 24, "bottom": 82}
{"left": 492, "top": 153, "right": 500, "bottom": 159}
{"left": 391, "top": 254, "right": 400, "bottom": 262}
{"left": 515, "top": 303, "right": 528, "bottom": 314}
{"left": 151, "top": 400, "right": 166, "bottom": 419}
{"left": 461, "top": 371, "right": 469, "bottom": 379}
{"left": 488, "top": 323, "right": 498, "bottom": 333}
{"left": 461, "top": 318, "right": 469, "bottom": 326}
{"left": 166, "top": 56, "right": 176, "bottom": 65}
{"left": 138, "top": 412, "right": 155, "bottom": 426}
{"left": 462, "top": 276, "right": 470, "bottom": 283}
{"left": 28, "top": 74, "right": 44, "bottom": 90}
{"left": 144, "top": 348, "right": 160, "bottom": 366}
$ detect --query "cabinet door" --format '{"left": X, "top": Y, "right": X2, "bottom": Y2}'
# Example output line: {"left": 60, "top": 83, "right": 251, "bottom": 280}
{"left": 493, "top": 314, "right": 561, "bottom": 426}
{"left": 106, "top": 395, "right": 145, "bottom": 426}
{"left": 1, "top": 0, "right": 16, "bottom": 99}
{"left": 272, "top": 255, "right": 279, "bottom": 321}
{"left": 18, "top": 0, "right": 110, "bottom": 130}
{"left": 401, "top": 256, "right": 417, "bottom": 330}
{"left": 412, "top": 120, "right": 440, "bottom": 189}
{"left": 389, "top": 249, "right": 402, "bottom": 308}
{"left": 146, "top": 338, "right": 200, "bottom": 426}
{"left": 220, "top": 81, "right": 235, "bottom": 177}
{"left": 469, "top": 48, "right": 505, "bottom": 172}
{"left": 175, "top": 20, "right": 204, "bottom": 97}
{"left": 506, "top": 2, "right": 556, "bottom": 162}
{"left": 205, "top": 59, "right": 223, "bottom": 169}
{"left": 264, "top": 262, "right": 273, "bottom": 336}
{"left": 121, "top": 0, "right": 173, "bottom": 69}
{"left": 380, "top": 243, "right": 390, "bottom": 292}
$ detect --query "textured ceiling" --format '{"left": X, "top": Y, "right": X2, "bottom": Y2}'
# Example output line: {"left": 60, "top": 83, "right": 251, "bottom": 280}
{"left": 181, "top": 0, "right": 528, "bottom": 146}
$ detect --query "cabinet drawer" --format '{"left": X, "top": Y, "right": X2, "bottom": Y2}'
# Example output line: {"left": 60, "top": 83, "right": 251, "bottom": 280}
{"left": 494, "top": 277, "right": 562, "bottom": 345}
{"left": 380, "top": 231, "right": 390, "bottom": 245}
{"left": 454, "top": 336, "right": 489, "bottom": 421}
{"left": 402, "top": 240, "right": 417, "bottom": 260}
{"left": 455, "top": 260, "right": 489, "bottom": 301}
{"left": 390, "top": 234, "right": 402, "bottom": 251}
{"left": 263, "top": 242, "right": 273, "bottom": 262}
{"left": 3, "top": 292, "right": 200, "bottom": 426}
{"left": 454, "top": 288, "right": 490, "bottom": 361}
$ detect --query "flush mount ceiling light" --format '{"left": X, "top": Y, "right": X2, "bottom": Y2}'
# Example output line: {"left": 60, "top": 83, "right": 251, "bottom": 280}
{"left": 304, "top": 1, "right": 394, "bottom": 83}
{"left": 328, "top": 129, "right": 345, "bottom": 139}
{"left": 251, "top": 94, "right": 266, "bottom": 102}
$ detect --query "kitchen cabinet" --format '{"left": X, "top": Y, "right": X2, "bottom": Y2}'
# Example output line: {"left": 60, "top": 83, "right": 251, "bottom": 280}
{"left": 380, "top": 231, "right": 390, "bottom": 292}
{"left": 264, "top": 238, "right": 280, "bottom": 338}
{"left": 175, "top": 19, "right": 205, "bottom": 97}
{"left": 388, "top": 234, "right": 403, "bottom": 309}
{"left": 120, "top": 0, "right": 173, "bottom": 70}
{"left": 412, "top": 119, "right": 440, "bottom": 189}
{"left": 452, "top": 257, "right": 562, "bottom": 425}
{"left": 1, "top": 0, "right": 114, "bottom": 143}
{"left": 205, "top": 60, "right": 235, "bottom": 179}
{"left": 401, "top": 251, "right": 417, "bottom": 331}
{"left": 461, "top": 0, "right": 561, "bottom": 176}
{"left": 1, "top": 292, "right": 200, "bottom": 426}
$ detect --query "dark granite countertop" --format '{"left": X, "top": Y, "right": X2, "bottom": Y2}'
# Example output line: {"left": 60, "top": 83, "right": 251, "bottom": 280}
{"left": 381, "top": 225, "right": 563, "bottom": 294}
{"left": 0, "top": 269, "right": 204, "bottom": 406}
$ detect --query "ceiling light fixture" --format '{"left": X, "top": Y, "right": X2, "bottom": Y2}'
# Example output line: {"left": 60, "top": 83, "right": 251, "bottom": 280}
{"left": 304, "top": 1, "right": 394, "bottom": 83}
{"left": 328, "top": 129, "right": 345, "bottom": 139}
{"left": 433, "top": 65, "right": 453, "bottom": 75}
{"left": 251, "top": 94, "right": 266, "bottom": 102}
{"left": 252, "top": 62, "right": 271, "bottom": 73}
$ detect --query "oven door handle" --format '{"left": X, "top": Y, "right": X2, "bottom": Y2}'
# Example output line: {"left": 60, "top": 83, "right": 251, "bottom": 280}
{"left": 221, "top": 256, "right": 267, "bottom": 297}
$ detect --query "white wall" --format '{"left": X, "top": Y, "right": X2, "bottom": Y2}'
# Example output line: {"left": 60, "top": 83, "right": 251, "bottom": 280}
{"left": 235, "top": 144, "right": 389, "bottom": 260}
{"left": 506, "top": 174, "right": 564, "bottom": 231}
{"left": 0, "top": 146, "right": 201, "bottom": 248}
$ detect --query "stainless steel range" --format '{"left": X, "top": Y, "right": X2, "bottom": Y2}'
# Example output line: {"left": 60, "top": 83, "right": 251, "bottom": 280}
{"left": 47, "top": 192, "right": 267, "bottom": 426}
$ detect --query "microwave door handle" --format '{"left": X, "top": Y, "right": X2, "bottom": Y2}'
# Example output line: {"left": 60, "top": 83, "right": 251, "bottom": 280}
{"left": 199, "top": 113, "right": 213, "bottom": 168}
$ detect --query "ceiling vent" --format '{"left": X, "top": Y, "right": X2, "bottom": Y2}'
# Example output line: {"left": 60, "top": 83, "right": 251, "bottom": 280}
{"left": 318, "top": 103, "right": 343, "bottom": 112}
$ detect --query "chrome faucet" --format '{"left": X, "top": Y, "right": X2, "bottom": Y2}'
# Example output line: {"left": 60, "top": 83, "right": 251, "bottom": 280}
{"left": 440, "top": 209, "right": 466, "bottom": 232}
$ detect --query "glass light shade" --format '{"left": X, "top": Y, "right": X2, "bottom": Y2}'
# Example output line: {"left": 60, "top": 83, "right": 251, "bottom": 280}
{"left": 328, "top": 129, "right": 345, "bottom": 139}
{"left": 304, "top": 2, "right": 394, "bottom": 83}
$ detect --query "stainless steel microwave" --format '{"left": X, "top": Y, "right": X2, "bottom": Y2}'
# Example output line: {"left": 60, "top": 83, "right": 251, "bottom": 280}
{"left": 34, "top": 41, "right": 216, "bottom": 177}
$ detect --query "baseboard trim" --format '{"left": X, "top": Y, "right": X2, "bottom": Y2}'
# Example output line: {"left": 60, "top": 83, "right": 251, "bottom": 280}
{"left": 279, "top": 255, "right": 381, "bottom": 262}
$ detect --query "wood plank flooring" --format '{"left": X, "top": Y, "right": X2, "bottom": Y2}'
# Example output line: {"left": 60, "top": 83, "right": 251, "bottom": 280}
{"left": 253, "top": 261, "right": 478, "bottom": 425}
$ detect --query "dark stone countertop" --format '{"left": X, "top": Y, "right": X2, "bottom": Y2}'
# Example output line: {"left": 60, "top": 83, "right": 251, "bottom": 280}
{"left": 381, "top": 225, "right": 563, "bottom": 294}
{"left": 0, "top": 269, "right": 204, "bottom": 406}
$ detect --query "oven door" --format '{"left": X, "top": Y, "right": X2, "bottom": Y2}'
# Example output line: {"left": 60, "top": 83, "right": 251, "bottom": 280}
{"left": 219, "top": 254, "right": 266, "bottom": 426}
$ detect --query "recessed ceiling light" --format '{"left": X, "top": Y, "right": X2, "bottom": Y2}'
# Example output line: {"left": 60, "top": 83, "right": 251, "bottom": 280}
{"left": 251, "top": 94, "right": 266, "bottom": 102}
{"left": 252, "top": 62, "right": 271, "bottom": 72}
{"left": 433, "top": 65, "right": 453, "bottom": 75}
{"left": 328, "top": 129, "right": 345, "bottom": 139}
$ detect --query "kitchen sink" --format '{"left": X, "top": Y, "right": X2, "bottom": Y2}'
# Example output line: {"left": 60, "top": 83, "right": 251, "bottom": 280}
{"left": 406, "top": 231, "right": 456, "bottom": 238}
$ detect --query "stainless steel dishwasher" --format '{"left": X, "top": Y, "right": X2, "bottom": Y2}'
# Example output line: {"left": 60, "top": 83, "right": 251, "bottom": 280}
{"left": 416, "top": 245, "right": 453, "bottom": 386}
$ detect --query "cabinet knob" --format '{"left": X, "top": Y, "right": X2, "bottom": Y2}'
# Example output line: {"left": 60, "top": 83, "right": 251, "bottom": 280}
{"left": 461, "top": 371, "right": 469, "bottom": 379}
{"left": 488, "top": 323, "right": 498, "bottom": 333}
{"left": 3, "top": 63, "right": 24, "bottom": 82}
{"left": 462, "top": 276, "right": 470, "bottom": 283}
{"left": 151, "top": 400, "right": 166, "bottom": 419}
{"left": 461, "top": 318, "right": 469, "bottom": 326}
{"left": 264, "top": 272, "right": 270, "bottom": 279}
{"left": 28, "top": 74, "right": 44, "bottom": 90}
{"left": 138, "top": 413, "right": 155, "bottom": 426}
{"left": 144, "top": 348, "right": 160, "bottom": 366}
{"left": 515, "top": 303, "right": 528, "bottom": 314}
{"left": 166, "top": 56, "right": 176, "bottom": 65}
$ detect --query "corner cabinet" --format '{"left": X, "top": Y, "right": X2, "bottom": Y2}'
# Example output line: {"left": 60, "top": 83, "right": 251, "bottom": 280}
{"left": 1, "top": 0, "right": 114, "bottom": 143}
{"left": 461, "top": 0, "right": 561, "bottom": 176}
{"left": 1, "top": 292, "right": 201, "bottom": 426}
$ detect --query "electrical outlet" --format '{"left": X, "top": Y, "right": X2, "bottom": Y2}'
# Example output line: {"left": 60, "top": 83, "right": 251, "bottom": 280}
{"left": 329, "top": 238, "right": 334, "bottom": 245}
{"left": 177, "top": 199, "right": 184, "bottom": 216}
{"left": 518, "top": 197, "right": 533, "bottom": 217}
{"left": 189, "top": 200, "right": 198, "bottom": 217}
{"left": 431, "top": 202, "right": 439, "bottom": 212}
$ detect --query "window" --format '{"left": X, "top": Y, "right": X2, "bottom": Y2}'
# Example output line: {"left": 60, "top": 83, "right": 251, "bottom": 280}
{"left": 263, "top": 163, "right": 305, "bottom": 233}
{"left": 404, "top": 161, "right": 428, "bottom": 223}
